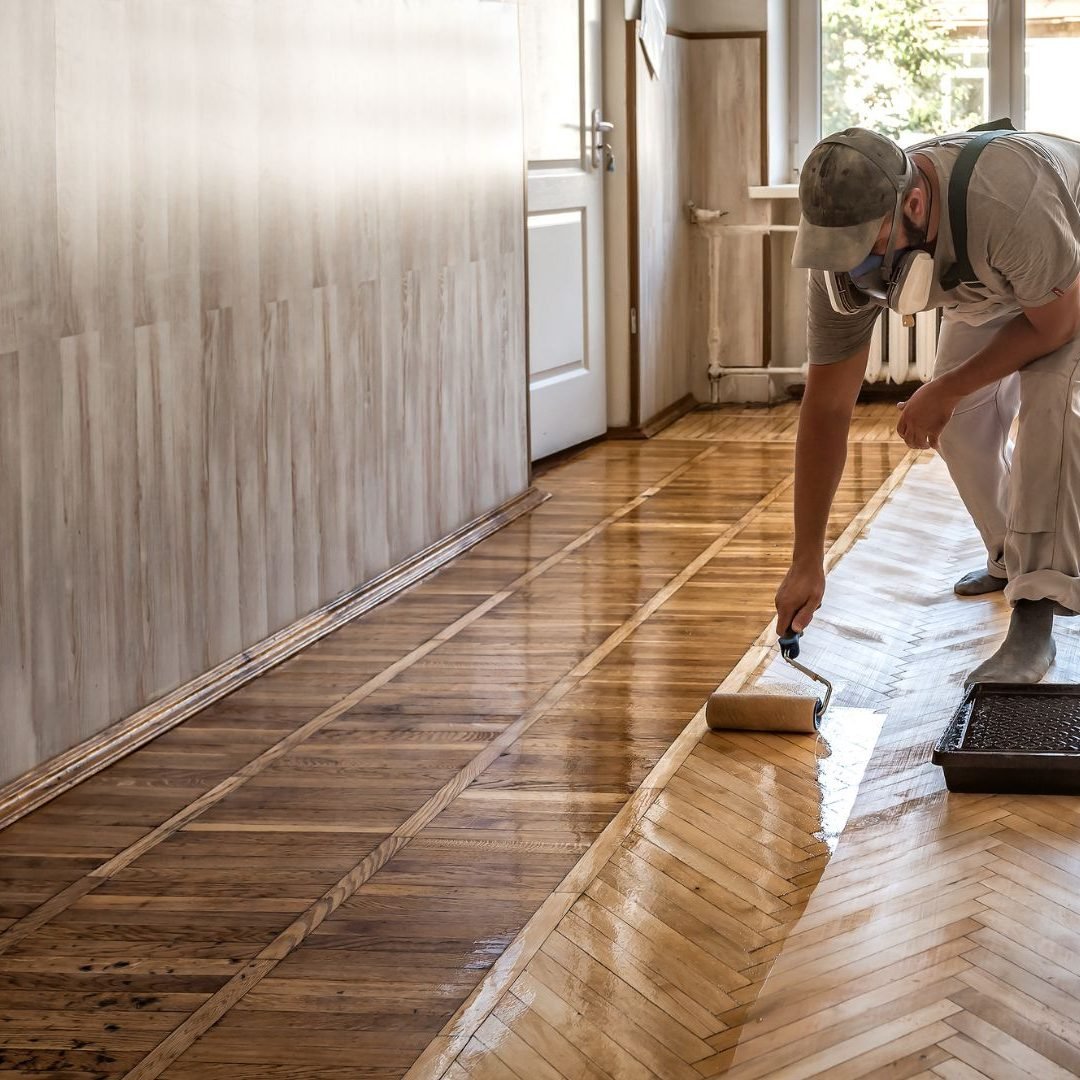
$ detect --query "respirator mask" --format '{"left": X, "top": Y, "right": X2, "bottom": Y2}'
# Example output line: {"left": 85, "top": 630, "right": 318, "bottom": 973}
{"left": 823, "top": 155, "right": 935, "bottom": 320}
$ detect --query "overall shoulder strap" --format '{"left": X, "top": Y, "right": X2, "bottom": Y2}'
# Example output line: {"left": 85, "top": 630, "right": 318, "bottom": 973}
{"left": 940, "top": 128, "right": 1015, "bottom": 291}
{"left": 968, "top": 117, "right": 1017, "bottom": 132}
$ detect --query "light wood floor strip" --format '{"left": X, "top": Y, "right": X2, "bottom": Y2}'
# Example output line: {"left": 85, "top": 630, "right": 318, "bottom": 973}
{"left": 124, "top": 472, "right": 820, "bottom": 1078}
{"left": 405, "top": 449, "right": 921, "bottom": 1079}
{"left": 0, "top": 446, "right": 720, "bottom": 958}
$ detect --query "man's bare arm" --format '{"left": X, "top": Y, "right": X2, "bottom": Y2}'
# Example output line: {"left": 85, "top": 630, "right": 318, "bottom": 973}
{"left": 898, "top": 277, "right": 1080, "bottom": 449}
{"left": 775, "top": 344, "right": 869, "bottom": 634}
{"left": 937, "top": 276, "right": 1080, "bottom": 399}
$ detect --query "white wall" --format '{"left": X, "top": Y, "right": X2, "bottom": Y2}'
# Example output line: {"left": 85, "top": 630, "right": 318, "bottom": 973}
{"left": 667, "top": 0, "right": 767, "bottom": 31}
{"left": 767, "top": 0, "right": 791, "bottom": 183}
{"left": 624, "top": 0, "right": 768, "bottom": 30}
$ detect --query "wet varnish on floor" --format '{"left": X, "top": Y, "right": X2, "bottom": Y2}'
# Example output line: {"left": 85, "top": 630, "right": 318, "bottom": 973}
{"left": 0, "top": 404, "right": 912, "bottom": 1078}
{"left": 441, "top": 452, "right": 1080, "bottom": 1078}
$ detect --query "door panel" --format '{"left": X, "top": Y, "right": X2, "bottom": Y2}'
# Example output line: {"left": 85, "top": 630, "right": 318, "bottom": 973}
{"left": 520, "top": 0, "right": 583, "bottom": 164}
{"left": 527, "top": 211, "right": 587, "bottom": 380}
{"left": 521, "top": 0, "right": 607, "bottom": 461}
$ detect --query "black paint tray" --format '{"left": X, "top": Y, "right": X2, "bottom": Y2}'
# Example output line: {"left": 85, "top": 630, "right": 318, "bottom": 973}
{"left": 932, "top": 682, "right": 1080, "bottom": 794}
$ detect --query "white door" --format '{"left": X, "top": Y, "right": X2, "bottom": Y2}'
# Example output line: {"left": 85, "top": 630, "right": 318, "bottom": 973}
{"left": 520, "top": 0, "right": 608, "bottom": 461}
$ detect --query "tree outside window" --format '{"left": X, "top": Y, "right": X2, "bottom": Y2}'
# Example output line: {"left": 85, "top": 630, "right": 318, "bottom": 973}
{"left": 822, "top": 0, "right": 988, "bottom": 145}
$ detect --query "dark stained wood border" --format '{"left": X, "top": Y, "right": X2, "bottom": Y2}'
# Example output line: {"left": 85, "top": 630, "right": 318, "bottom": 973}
{"left": 0, "top": 486, "right": 549, "bottom": 833}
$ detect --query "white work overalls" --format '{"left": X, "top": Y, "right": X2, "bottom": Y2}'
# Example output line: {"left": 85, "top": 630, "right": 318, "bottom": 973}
{"left": 935, "top": 313, "right": 1080, "bottom": 614}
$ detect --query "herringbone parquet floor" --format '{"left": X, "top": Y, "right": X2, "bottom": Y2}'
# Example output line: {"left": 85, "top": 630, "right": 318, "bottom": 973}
{"left": 424, "top": 454, "right": 1080, "bottom": 1079}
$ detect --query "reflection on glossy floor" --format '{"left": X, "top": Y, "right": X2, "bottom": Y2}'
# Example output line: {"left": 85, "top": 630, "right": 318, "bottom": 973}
{"left": 0, "top": 405, "right": 909, "bottom": 1078}
{"left": 445, "top": 453, "right": 1080, "bottom": 1080}
{"left": 723, "top": 457, "right": 1080, "bottom": 1080}
{"left": 658, "top": 401, "right": 903, "bottom": 445}
{"left": 417, "top": 440, "right": 916, "bottom": 1079}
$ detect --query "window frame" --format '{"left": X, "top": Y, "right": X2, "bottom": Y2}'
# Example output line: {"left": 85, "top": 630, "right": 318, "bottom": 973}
{"left": 791, "top": 0, "right": 1028, "bottom": 180}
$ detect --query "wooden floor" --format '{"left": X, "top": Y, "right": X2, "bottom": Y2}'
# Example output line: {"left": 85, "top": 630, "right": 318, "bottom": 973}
{"left": 0, "top": 403, "right": 922, "bottom": 1077}
{"left": 718, "top": 458, "right": 1080, "bottom": 1080}
{"left": 441, "top": 448, "right": 1080, "bottom": 1079}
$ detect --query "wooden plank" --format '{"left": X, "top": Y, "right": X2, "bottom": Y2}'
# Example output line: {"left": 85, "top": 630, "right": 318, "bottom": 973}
{"left": 0, "top": 410, "right": 915, "bottom": 1077}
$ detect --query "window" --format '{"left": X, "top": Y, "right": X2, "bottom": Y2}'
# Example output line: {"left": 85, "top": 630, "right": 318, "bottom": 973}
{"left": 793, "top": 0, "right": 1080, "bottom": 175}
{"left": 1025, "top": 1, "right": 1080, "bottom": 140}
{"left": 821, "top": 1, "right": 989, "bottom": 145}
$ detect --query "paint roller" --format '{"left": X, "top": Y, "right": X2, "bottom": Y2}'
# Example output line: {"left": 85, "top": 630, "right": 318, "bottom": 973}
{"left": 706, "top": 630, "right": 833, "bottom": 734}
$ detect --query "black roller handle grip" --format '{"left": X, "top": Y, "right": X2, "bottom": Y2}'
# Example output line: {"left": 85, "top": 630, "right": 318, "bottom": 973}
{"left": 779, "top": 628, "right": 801, "bottom": 660}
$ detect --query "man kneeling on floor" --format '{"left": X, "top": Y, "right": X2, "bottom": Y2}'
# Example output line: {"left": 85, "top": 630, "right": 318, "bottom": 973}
{"left": 774, "top": 123, "right": 1080, "bottom": 684}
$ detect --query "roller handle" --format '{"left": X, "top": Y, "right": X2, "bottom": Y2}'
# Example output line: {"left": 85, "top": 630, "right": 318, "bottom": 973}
{"left": 779, "top": 628, "right": 801, "bottom": 660}
{"left": 778, "top": 627, "right": 833, "bottom": 720}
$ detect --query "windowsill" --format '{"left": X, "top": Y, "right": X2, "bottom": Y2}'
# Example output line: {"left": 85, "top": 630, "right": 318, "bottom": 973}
{"left": 748, "top": 184, "right": 799, "bottom": 199}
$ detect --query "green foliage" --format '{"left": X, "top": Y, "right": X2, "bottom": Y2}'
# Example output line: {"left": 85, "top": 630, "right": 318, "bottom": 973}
{"left": 822, "top": 0, "right": 983, "bottom": 142}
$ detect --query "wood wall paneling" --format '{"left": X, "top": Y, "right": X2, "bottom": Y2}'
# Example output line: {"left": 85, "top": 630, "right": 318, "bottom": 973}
{"left": 687, "top": 36, "right": 767, "bottom": 403}
{"left": 0, "top": 0, "right": 529, "bottom": 789}
{"left": 632, "top": 30, "right": 767, "bottom": 421}
{"left": 0, "top": 485, "right": 546, "bottom": 832}
{"left": 634, "top": 32, "right": 693, "bottom": 426}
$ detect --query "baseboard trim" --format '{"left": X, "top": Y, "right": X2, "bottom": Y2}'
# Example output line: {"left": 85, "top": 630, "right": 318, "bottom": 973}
{"left": 610, "top": 394, "right": 698, "bottom": 440}
{"left": 641, "top": 394, "right": 697, "bottom": 437}
{"left": 0, "top": 486, "right": 549, "bottom": 833}
{"left": 531, "top": 433, "right": 608, "bottom": 476}
{"left": 605, "top": 424, "right": 647, "bottom": 440}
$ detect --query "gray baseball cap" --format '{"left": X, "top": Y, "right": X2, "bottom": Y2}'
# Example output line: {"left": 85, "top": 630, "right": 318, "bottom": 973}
{"left": 792, "top": 128, "right": 911, "bottom": 272}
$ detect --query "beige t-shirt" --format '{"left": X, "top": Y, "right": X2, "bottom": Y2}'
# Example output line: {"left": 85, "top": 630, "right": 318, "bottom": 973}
{"left": 807, "top": 131, "right": 1080, "bottom": 365}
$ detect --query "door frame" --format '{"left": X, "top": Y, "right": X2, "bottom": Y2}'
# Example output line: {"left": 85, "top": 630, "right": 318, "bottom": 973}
{"left": 624, "top": 25, "right": 768, "bottom": 430}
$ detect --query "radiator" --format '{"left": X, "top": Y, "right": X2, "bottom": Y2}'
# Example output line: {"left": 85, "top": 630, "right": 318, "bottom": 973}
{"left": 864, "top": 310, "right": 940, "bottom": 385}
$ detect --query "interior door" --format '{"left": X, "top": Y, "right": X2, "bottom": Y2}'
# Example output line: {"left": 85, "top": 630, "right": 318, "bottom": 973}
{"left": 520, "top": 0, "right": 608, "bottom": 461}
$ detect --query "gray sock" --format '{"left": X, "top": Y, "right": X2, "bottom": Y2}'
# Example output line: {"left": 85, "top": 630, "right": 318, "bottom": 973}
{"left": 967, "top": 598, "right": 1056, "bottom": 685}
{"left": 954, "top": 570, "right": 1007, "bottom": 597}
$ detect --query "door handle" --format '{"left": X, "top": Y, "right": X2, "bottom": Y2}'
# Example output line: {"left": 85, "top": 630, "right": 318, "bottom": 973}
{"left": 591, "top": 107, "right": 615, "bottom": 170}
